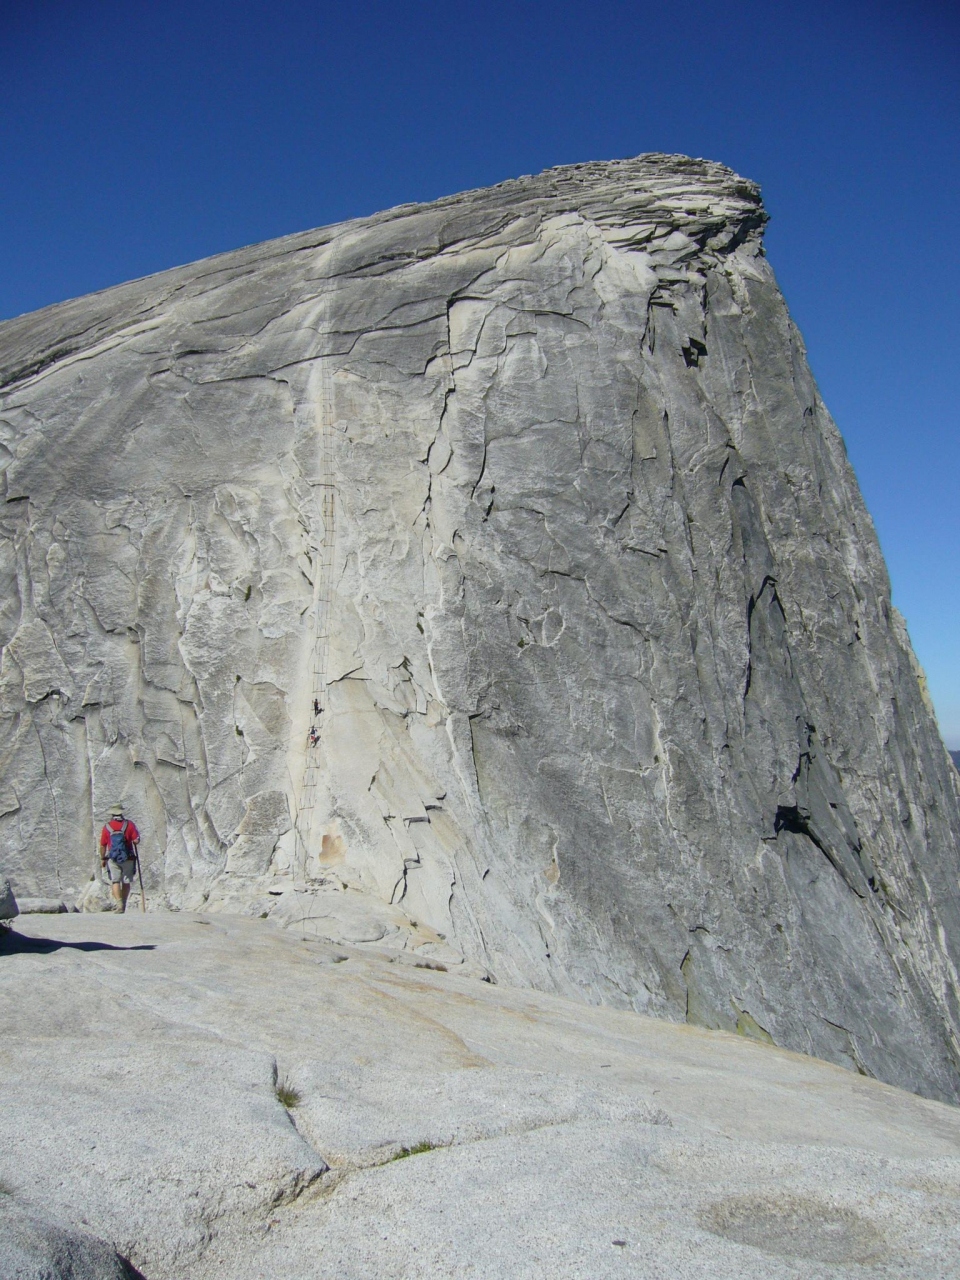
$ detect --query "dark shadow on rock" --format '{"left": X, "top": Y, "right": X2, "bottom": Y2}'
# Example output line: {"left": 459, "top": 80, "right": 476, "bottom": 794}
{"left": 0, "top": 929, "right": 156, "bottom": 955}
{"left": 0, "top": 1195, "right": 148, "bottom": 1279}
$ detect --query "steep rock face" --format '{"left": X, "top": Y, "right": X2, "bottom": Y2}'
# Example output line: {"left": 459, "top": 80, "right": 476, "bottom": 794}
{"left": 1, "top": 155, "right": 959, "bottom": 1099}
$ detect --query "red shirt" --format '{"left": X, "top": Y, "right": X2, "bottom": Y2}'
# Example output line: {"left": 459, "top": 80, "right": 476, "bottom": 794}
{"left": 100, "top": 818, "right": 140, "bottom": 853}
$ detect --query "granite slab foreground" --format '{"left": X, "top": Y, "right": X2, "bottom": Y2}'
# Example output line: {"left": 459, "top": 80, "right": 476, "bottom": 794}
{"left": 1, "top": 911, "right": 958, "bottom": 1279}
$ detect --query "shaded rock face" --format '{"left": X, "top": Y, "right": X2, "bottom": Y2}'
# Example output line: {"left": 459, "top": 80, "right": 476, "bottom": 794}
{"left": 0, "top": 877, "right": 17, "bottom": 920}
{"left": 1, "top": 155, "right": 959, "bottom": 1099}
{"left": 0, "top": 1196, "right": 143, "bottom": 1280}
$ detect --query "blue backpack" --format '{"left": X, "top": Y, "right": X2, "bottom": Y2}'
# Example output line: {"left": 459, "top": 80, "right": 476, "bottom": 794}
{"left": 107, "top": 821, "right": 132, "bottom": 862}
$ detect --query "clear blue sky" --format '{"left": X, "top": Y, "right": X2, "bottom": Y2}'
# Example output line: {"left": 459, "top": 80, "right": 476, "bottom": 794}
{"left": 2, "top": 0, "right": 958, "bottom": 744}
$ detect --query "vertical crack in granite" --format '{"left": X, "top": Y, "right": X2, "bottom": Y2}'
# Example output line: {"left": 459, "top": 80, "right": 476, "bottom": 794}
{"left": 1, "top": 154, "right": 959, "bottom": 1101}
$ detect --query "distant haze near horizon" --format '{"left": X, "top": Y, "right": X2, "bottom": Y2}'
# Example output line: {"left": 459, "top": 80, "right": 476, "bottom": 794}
{"left": 2, "top": 0, "right": 957, "bottom": 745}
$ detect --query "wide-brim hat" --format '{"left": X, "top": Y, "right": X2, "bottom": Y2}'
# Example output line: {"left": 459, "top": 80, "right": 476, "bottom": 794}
{"left": 109, "top": 804, "right": 124, "bottom": 816}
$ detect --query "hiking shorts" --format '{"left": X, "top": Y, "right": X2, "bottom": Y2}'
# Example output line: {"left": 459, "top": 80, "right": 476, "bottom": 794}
{"left": 106, "top": 858, "right": 137, "bottom": 885}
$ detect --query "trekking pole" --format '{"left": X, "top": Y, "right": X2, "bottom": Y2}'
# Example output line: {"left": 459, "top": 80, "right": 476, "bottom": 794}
{"left": 136, "top": 851, "right": 146, "bottom": 914}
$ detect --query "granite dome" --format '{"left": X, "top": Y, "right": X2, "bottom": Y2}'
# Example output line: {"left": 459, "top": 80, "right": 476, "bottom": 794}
{"left": 2, "top": 154, "right": 959, "bottom": 1101}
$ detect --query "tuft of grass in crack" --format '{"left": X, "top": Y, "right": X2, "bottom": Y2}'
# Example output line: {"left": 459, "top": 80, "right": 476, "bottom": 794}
{"left": 390, "top": 1139, "right": 440, "bottom": 1161}
{"left": 275, "top": 1079, "right": 302, "bottom": 1110}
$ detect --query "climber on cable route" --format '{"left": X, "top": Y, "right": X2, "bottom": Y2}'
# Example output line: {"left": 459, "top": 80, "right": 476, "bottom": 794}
{"left": 99, "top": 803, "right": 144, "bottom": 913}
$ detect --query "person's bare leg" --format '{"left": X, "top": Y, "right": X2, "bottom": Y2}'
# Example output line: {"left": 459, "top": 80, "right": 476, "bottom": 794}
{"left": 120, "top": 882, "right": 131, "bottom": 912}
{"left": 111, "top": 882, "right": 124, "bottom": 910}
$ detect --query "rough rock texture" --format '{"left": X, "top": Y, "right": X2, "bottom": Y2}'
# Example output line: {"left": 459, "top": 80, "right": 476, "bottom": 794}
{"left": 2, "top": 912, "right": 960, "bottom": 1279}
{"left": 0, "top": 1197, "right": 142, "bottom": 1280}
{"left": 1, "top": 155, "right": 959, "bottom": 1100}
{"left": 14, "top": 897, "right": 68, "bottom": 914}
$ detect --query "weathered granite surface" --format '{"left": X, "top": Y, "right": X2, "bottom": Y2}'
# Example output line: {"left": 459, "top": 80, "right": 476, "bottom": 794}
{"left": 0, "top": 1196, "right": 143, "bottom": 1280}
{"left": 13, "top": 898, "right": 68, "bottom": 913}
{"left": 2, "top": 911, "right": 959, "bottom": 1279}
{"left": 1, "top": 155, "right": 959, "bottom": 1100}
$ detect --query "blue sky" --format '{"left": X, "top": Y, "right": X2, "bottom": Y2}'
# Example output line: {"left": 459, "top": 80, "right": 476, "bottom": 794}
{"left": 2, "top": 0, "right": 958, "bottom": 743}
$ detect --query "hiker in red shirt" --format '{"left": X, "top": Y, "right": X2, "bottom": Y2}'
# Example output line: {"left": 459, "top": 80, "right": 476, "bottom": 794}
{"left": 99, "top": 804, "right": 140, "bottom": 913}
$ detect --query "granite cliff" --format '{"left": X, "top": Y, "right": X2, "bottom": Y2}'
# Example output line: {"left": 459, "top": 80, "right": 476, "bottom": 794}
{"left": 2, "top": 154, "right": 959, "bottom": 1101}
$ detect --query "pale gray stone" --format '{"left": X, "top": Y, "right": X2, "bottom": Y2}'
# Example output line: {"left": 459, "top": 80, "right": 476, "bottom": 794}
{"left": 13, "top": 897, "right": 67, "bottom": 913}
{"left": 2, "top": 911, "right": 959, "bottom": 1280}
{"left": 76, "top": 875, "right": 114, "bottom": 912}
{"left": 1, "top": 155, "right": 959, "bottom": 1105}
{"left": 224, "top": 789, "right": 292, "bottom": 876}
{"left": 0, "top": 1197, "right": 141, "bottom": 1280}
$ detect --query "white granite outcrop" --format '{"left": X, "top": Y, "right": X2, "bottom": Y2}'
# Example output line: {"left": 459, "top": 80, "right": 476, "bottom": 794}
{"left": 1, "top": 155, "right": 959, "bottom": 1101}
{"left": 1, "top": 911, "right": 958, "bottom": 1279}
